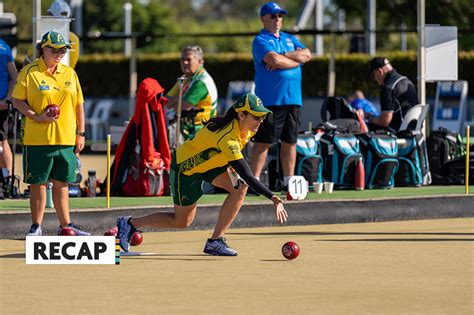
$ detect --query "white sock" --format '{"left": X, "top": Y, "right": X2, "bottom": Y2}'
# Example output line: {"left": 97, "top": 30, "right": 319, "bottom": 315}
{"left": 254, "top": 175, "right": 260, "bottom": 181}
{"left": 284, "top": 176, "right": 292, "bottom": 186}
{"left": 1, "top": 168, "right": 9, "bottom": 178}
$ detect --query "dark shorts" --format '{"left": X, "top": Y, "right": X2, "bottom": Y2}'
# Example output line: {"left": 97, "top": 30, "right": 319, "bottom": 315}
{"left": 23, "top": 145, "right": 77, "bottom": 184}
{"left": 252, "top": 105, "right": 301, "bottom": 144}
{"left": 0, "top": 110, "right": 8, "bottom": 141}
{"left": 170, "top": 153, "right": 228, "bottom": 206}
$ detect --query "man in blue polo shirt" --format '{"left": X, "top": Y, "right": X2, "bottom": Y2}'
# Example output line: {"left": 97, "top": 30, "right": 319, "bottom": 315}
{"left": 0, "top": 39, "right": 18, "bottom": 198}
{"left": 249, "top": 2, "right": 311, "bottom": 191}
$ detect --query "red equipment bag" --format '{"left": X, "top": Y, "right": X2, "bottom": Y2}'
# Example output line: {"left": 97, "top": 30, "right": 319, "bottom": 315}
{"left": 110, "top": 78, "right": 171, "bottom": 196}
{"left": 122, "top": 145, "right": 165, "bottom": 196}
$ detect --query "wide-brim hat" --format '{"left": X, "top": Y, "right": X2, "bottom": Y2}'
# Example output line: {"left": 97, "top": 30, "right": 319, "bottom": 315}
{"left": 40, "top": 30, "right": 72, "bottom": 49}
{"left": 233, "top": 93, "right": 272, "bottom": 117}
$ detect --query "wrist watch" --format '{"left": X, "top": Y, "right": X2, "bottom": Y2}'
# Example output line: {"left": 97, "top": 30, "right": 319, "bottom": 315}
{"left": 77, "top": 132, "right": 86, "bottom": 137}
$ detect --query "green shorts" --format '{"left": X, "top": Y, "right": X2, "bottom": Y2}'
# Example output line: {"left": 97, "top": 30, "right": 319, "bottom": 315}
{"left": 170, "top": 153, "right": 228, "bottom": 206}
{"left": 23, "top": 145, "right": 77, "bottom": 184}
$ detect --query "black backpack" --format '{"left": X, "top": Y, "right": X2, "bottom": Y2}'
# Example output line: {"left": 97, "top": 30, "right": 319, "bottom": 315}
{"left": 427, "top": 128, "right": 465, "bottom": 179}
{"left": 321, "top": 96, "right": 356, "bottom": 121}
{"left": 0, "top": 172, "right": 9, "bottom": 199}
{"left": 441, "top": 151, "right": 474, "bottom": 185}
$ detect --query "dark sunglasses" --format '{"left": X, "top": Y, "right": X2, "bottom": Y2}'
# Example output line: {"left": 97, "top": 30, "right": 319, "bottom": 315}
{"left": 246, "top": 112, "right": 266, "bottom": 121}
{"left": 49, "top": 46, "right": 67, "bottom": 54}
{"left": 270, "top": 14, "right": 284, "bottom": 19}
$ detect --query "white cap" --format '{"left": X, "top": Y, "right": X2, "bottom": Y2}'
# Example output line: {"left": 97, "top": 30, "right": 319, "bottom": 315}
{"left": 47, "top": 0, "right": 71, "bottom": 17}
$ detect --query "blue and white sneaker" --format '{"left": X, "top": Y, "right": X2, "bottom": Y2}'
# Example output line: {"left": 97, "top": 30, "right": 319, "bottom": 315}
{"left": 117, "top": 216, "right": 136, "bottom": 252}
{"left": 203, "top": 237, "right": 237, "bottom": 256}
{"left": 57, "top": 222, "right": 91, "bottom": 236}
{"left": 26, "top": 224, "right": 42, "bottom": 236}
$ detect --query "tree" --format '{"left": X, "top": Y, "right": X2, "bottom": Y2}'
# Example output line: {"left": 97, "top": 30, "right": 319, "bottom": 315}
{"left": 333, "top": 0, "right": 474, "bottom": 50}
{"left": 82, "top": 0, "right": 175, "bottom": 53}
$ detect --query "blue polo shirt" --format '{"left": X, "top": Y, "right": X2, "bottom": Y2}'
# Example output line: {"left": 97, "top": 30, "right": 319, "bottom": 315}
{"left": 0, "top": 39, "right": 14, "bottom": 100}
{"left": 252, "top": 29, "right": 306, "bottom": 107}
{"left": 350, "top": 98, "right": 380, "bottom": 118}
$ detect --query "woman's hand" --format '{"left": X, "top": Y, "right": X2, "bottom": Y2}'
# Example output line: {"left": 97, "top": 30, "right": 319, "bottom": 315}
{"left": 271, "top": 195, "right": 288, "bottom": 223}
{"left": 34, "top": 111, "right": 57, "bottom": 123}
{"left": 75, "top": 135, "right": 85, "bottom": 154}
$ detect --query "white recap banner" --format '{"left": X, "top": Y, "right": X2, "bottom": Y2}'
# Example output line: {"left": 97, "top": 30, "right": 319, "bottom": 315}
{"left": 26, "top": 236, "right": 118, "bottom": 265}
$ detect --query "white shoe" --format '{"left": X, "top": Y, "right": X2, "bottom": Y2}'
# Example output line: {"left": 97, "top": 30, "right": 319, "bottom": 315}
{"left": 26, "top": 224, "right": 42, "bottom": 236}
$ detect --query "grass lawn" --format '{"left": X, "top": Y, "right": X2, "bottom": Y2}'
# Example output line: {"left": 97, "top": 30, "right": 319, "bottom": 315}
{"left": 0, "top": 185, "right": 472, "bottom": 212}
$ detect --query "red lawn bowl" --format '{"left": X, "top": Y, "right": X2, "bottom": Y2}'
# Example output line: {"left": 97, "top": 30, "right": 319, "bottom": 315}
{"left": 282, "top": 241, "right": 300, "bottom": 260}
{"left": 130, "top": 232, "right": 143, "bottom": 246}
{"left": 104, "top": 226, "right": 118, "bottom": 236}
{"left": 59, "top": 227, "right": 77, "bottom": 236}
{"left": 45, "top": 104, "right": 60, "bottom": 118}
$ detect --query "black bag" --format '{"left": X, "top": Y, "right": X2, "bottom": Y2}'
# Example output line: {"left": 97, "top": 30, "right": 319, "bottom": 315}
{"left": 427, "top": 128, "right": 465, "bottom": 184}
{"left": 320, "top": 132, "right": 363, "bottom": 188}
{"left": 395, "top": 131, "right": 431, "bottom": 187}
{"left": 267, "top": 142, "right": 282, "bottom": 191}
{"left": 295, "top": 133, "right": 323, "bottom": 187}
{"left": 441, "top": 152, "right": 474, "bottom": 185}
{"left": 359, "top": 133, "right": 399, "bottom": 189}
{"left": 0, "top": 173, "right": 6, "bottom": 199}
{"left": 318, "top": 119, "right": 361, "bottom": 134}
{"left": 321, "top": 96, "right": 356, "bottom": 121}
{"left": 319, "top": 96, "right": 362, "bottom": 135}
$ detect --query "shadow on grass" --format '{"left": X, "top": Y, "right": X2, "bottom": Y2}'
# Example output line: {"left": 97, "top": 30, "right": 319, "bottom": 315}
{"left": 0, "top": 253, "right": 25, "bottom": 259}
{"left": 317, "top": 238, "right": 474, "bottom": 242}
{"left": 121, "top": 255, "right": 220, "bottom": 261}
{"left": 228, "top": 231, "right": 474, "bottom": 236}
{"left": 0, "top": 252, "right": 219, "bottom": 261}
{"left": 0, "top": 205, "right": 30, "bottom": 209}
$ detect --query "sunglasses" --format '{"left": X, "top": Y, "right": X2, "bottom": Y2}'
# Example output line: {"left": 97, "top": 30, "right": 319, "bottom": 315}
{"left": 246, "top": 112, "right": 266, "bottom": 121}
{"left": 270, "top": 14, "right": 284, "bottom": 20}
{"left": 49, "top": 47, "right": 68, "bottom": 54}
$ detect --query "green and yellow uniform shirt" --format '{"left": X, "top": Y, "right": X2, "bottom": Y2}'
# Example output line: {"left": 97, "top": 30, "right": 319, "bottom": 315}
{"left": 167, "top": 66, "right": 218, "bottom": 126}
{"left": 12, "top": 57, "right": 83, "bottom": 146}
{"left": 176, "top": 119, "right": 254, "bottom": 175}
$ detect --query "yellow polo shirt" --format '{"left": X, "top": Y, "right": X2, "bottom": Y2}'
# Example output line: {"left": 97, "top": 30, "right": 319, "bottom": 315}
{"left": 176, "top": 119, "right": 254, "bottom": 175}
{"left": 12, "top": 57, "right": 84, "bottom": 145}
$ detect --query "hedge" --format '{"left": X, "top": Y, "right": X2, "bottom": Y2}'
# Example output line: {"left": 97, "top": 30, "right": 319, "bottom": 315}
{"left": 16, "top": 51, "right": 474, "bottom": 98}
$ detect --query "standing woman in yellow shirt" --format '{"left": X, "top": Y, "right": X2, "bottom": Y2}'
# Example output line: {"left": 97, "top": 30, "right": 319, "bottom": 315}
{"left": 12, "top": 31, "right": 89, "bottom": 236}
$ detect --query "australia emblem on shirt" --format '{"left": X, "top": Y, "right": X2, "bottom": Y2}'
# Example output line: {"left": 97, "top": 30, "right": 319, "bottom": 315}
{"left": 39, "top": 80, "right": 49, "bottom": 91}
{"left": 229, "top": 144, "right": 240, "bottom": 156}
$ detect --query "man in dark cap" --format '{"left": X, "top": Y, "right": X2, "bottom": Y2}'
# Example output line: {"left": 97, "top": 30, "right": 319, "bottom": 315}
{"left": 369, "top": 57, "right": 419, "bottom": 132}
